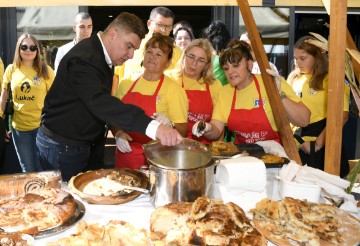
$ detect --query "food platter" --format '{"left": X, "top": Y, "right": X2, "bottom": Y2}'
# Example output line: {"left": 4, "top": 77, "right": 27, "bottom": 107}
{"left": 34, "top": 199, "right": 85, "bottom": 239}
{"left": 68, "top": 168, "right": 149, "bottom": 205}
{"left": 0, "top": 199, "right": 85, "bottom": 240}
{"left": 254, "top": 210, "right": 360, "bottom": 246}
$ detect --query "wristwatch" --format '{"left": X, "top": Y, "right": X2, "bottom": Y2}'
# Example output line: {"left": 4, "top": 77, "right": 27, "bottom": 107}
{"left": 280, "top": 91, "right": 287, "bottom": 100}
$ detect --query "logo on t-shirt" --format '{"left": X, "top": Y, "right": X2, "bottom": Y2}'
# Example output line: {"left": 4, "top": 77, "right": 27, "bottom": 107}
{"left": 254, "top": 98, "right": 266, "bottom": 109}
{"left": 308, "top": 88, "right": 318, "bottom": 95}
{"left": 20, "top": 82, "right": 31, "bottom": 93}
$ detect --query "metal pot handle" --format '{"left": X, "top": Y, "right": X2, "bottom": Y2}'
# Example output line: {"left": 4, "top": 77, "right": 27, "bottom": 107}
{"left": 139, "top": 165, "right": 157, "bottom": 177}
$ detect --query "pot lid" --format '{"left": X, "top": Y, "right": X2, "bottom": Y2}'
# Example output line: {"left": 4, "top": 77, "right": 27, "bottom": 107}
{"left": 143, "top": 138, "right": 213, "bottom": 170}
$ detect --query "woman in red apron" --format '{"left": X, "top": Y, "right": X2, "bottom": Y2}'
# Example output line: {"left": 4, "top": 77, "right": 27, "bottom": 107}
{"left": 192, "top": 39, "right": 310, "bottom": 144}
{"left": 112, "top": 33, "right": 188, "bottom": 169}
{"left": 166, "top": 39, "right": 222, "bottom": 144}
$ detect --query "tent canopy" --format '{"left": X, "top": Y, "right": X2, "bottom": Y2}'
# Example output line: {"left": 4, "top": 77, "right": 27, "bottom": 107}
{"left": 17, "top": 6, "right": 78, "bottom": 40}
{"left": 240, "top": 7, "right": 289, "bottom": 38}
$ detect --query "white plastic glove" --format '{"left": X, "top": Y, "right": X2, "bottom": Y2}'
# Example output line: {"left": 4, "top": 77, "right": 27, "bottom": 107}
{"left": 152, "top": 113, "right": 173, "bottom": 128}
{"left": 115, "top": 131, "right": 133, "bottom": 153}
{"left": 192, "top": 121, "right": 211, "bottom": 137}
{"left": 266, "top": 68, "right": 281, "bottom": 92}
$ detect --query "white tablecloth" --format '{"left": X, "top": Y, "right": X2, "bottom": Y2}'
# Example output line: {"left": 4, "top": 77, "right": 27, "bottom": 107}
{"left": 35, "top": 168, "right": 283, "bottom": 245}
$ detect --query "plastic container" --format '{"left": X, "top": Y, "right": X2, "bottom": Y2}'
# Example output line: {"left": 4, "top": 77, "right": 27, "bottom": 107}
{"left": 279, "top": 179, "right": 321, "bottom": 203}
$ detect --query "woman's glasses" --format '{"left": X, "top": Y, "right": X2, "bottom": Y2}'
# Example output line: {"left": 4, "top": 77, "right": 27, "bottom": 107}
{"left": 20, "top": 45, "right": 37, "bottom": 52}
{"left": 185, "top": 54, "right": 208, "bottom": 66}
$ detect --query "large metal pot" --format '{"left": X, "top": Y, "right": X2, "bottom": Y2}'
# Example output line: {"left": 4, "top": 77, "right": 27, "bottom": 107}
{"left": 143, "top": 139, "right": 215, "bottom": 208}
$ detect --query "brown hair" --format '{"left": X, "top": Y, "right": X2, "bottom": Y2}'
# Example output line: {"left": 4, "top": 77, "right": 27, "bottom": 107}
{"left": 219, "top": 39, "right": 253, "bottom": 69}
{"left": 144, "top": 33, "right": 174, "bottom": 61}
{"left": 177, "top": 39, "right": 215, "bottom": 84}
{"left": 287, "top": 36, "right": 328, "bottom": 91}
{"left": 13, "top": 33, "right": 50, "bottom": 80}
{"left": 174, "top": 27, "right": 194, "bottom": 42}
{"left": 104, "top": 12, "right": 146, "bottom": 40}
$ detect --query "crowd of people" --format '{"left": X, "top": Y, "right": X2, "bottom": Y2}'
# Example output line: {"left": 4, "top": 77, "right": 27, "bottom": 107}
{"left": 0, "top": 6, "right": 352, "bottom": 180}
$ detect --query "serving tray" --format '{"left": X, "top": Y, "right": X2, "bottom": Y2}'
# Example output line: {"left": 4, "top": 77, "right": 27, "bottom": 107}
{"left": 69, "top": 168, "right": 149, "bottom": 205}
{"left": 34, "top": 199, "right": 85, "bottom": 239}
{"left": 212, "top": 144, "right": 289, "bottom": 168}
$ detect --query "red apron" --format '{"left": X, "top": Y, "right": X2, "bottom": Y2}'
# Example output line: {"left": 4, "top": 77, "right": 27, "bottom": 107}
{"left": 115, "top": 75, "right": 164, "bottom": 169}
{"left": 182, "top": 77, "right": 213, "bottom": 144}
{"left": 227, "top": 75, "right": 281, "bottom": 144}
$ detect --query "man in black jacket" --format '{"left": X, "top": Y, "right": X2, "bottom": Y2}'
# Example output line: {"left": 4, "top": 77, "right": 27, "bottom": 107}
{"left": 36, "top": 12, "right": 182, "bottom": 181}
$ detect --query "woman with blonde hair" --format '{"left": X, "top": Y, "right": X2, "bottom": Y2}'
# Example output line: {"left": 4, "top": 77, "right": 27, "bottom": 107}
{"left": 166, "top": 39, "right": 222, "bottom": 143}
{"left": 0, "top": 33, "right": 55, "bottom": 172}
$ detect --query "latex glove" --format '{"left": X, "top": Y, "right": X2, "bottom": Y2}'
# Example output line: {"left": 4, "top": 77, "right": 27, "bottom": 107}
{"left": 266, "top": 68, "right": 281, "bottom": 92}
{"left": 192, "top": 121, "right": 211, "bottom": 137}
{"left": 152, "top": 113, "right": 173, "bottom": 128}
{"left": 115, "top": 131, "right": 133, "bottom": 153}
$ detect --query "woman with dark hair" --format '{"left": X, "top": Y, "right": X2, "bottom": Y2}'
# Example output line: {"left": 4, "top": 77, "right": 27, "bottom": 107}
{"left": 113, "top": 33, "right": 188, "bottom": 169}
{"left": 287, "top": 36, "right": 350, "bottom": 177}
{"left": 193, "top": 39, "right": 310, "bottom": 145}
{"left": 174, "top": 27, "right": 194, "bottom": 52}
{"left": 0, "top": 33, "right": 55, "bottom": 172}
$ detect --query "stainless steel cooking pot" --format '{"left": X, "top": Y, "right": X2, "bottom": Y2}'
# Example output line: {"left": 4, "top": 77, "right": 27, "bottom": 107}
{"left": 143, "top": 139, "right": 216, "bottom": 208}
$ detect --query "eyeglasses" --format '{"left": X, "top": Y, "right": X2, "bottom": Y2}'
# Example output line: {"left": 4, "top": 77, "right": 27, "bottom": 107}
{"left": 185, "top": 54, "right": 208, "bottom": 65}
{"left": 20, "top": 45, "right": 37, "bottom": 52}
{"left": 151, "top": 21, "right": 173, "bottom": 31}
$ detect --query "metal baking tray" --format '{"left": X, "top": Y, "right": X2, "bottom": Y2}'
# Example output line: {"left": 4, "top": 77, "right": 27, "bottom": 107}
{"left": 212, "top": 144, "right": 289, "bottom": 168}
{"left": 34, "top": 199, "right": 85, "bottom": 239}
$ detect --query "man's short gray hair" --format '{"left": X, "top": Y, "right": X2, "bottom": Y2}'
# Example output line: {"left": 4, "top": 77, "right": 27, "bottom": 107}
{"left": 149, "top": 7, "right": 175, "bottom": 20}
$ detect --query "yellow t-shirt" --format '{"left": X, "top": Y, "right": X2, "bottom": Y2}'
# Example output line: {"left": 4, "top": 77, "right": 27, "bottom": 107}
{"left": 165, "top": 69, "right": 222, "bottom": 108}
{"left": 2, "top": 64, "right": 55, "bottom": 131}
{"left": 291, "top": 74, "right": 350, "bottom": 142}
{"left": 115, "top": 75, "right": 188, "bottom": 123}
{"left": 212, "top": 74, "right": 300, "bottom": 132}
{"left": 115, "top": 34, "right": 182, "bottom": 81}
{"left": 291, "top": 74, "right": 349, "bottom": 124}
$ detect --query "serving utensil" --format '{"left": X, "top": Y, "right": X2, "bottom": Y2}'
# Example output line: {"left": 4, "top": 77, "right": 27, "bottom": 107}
{"left": 112, "top": 184, "right": 149, "bottom": 194}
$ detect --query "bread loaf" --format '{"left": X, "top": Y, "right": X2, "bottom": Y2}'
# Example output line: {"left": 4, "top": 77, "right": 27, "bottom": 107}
{"left": 150, "top": 197, "right": 265, "bottom": 245}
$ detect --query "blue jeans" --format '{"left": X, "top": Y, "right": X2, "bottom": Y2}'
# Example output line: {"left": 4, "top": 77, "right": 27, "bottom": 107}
{"left": 12, "top": 127, "right": 40, "bottom": 172}
{"left": 36, "top": 128, "right": 90, "bottom": 181}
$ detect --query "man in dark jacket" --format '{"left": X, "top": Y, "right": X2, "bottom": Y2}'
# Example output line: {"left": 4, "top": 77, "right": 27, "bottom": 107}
{"left": 36, "top": 12, "right": 182, "bottom": 181}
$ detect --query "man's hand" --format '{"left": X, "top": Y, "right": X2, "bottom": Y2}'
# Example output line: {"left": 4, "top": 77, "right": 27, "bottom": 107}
{"left": 192, "top": 121, "right": 211, "bottom": 137}
{"left": 152, "top": 113, "right": 173, "bottom": 128}
{"left": 115, "top": 131, "right": 133, "bottom": 153}
{"left": 266, "top": 68, "right": 281, "bottom": 92}
{"left": 155, "top": 124, "right": 183, "bottom": 146}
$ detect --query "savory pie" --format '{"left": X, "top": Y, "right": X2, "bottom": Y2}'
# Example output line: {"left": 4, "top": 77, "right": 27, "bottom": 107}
{"left": 260, "top": 154, "right": 285, "bottom": 163}
{"left": 47, "top": 220, "right": 151, "bottom": 246}
{"left": 150, "top": 196, "right": 265, "bottom": 245}
{"left": 82, "top": 170, "right": 142, "bottom": 197}
{"left": 251, "top": 197, "right": 345, "bottom": 245}
{"left": 210, "top": 141, "right": 240, "bottom": 156}
{"left": 0, "top": 187, "right": 76, "bottom": 234}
